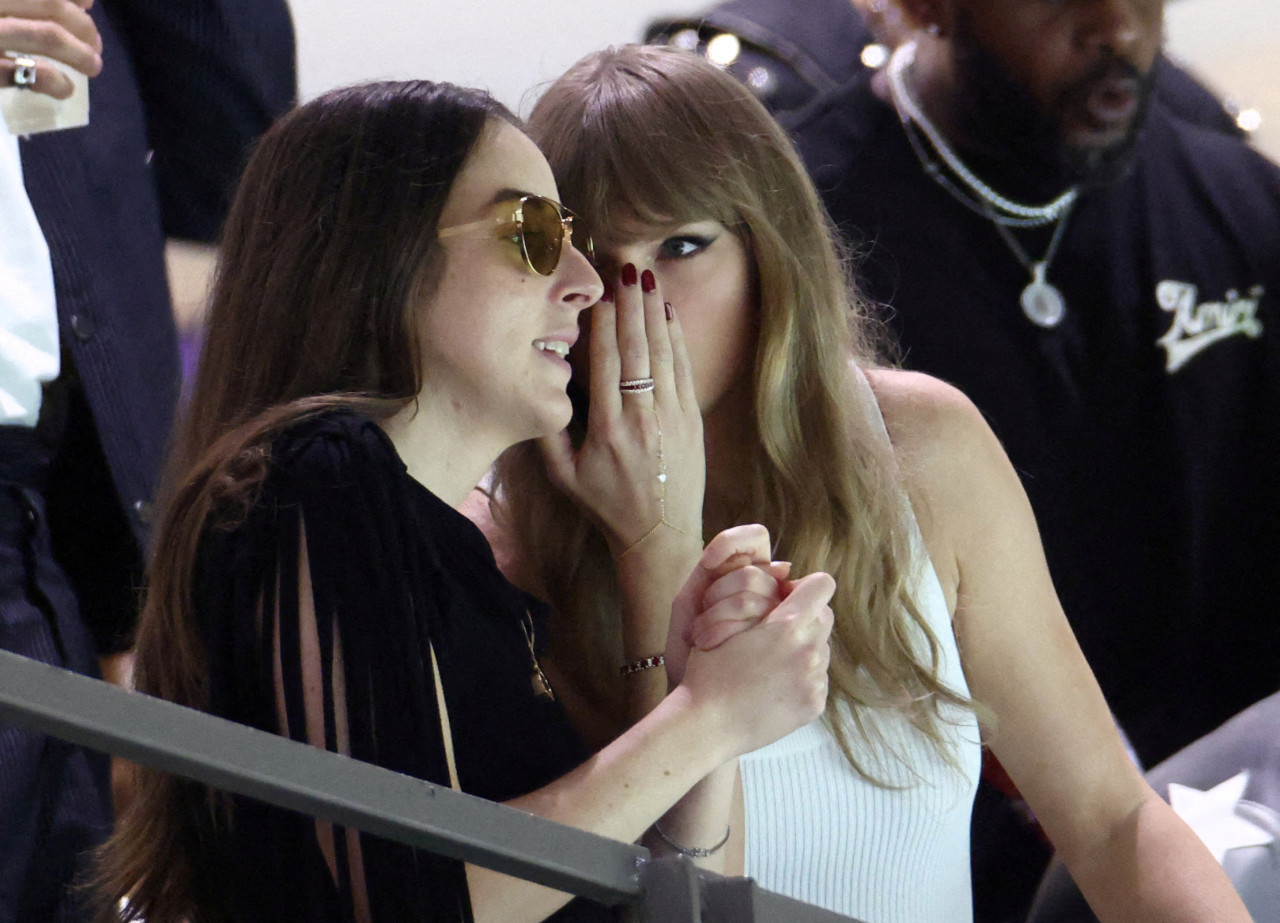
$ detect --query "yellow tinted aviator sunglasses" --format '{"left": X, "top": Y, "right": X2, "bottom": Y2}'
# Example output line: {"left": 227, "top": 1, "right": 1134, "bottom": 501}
{"left": 437, "top": 194, "right": 595, "bottom": 276}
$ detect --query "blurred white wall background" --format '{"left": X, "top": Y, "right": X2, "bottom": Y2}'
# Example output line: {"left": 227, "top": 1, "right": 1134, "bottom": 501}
{"left": 289, "top": 0, "right": 1279, "bottom": 161}
{"left": 290, "top": 1, "right": 667, "bottom": 116}
{"left": 1165, "top": 0, "right": 1279, "bottom": 159}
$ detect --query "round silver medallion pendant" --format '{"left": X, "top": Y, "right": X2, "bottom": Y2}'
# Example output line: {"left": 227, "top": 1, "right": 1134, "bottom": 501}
{"left": 1021, "top": 279, "right": 1067, "bottom": 328}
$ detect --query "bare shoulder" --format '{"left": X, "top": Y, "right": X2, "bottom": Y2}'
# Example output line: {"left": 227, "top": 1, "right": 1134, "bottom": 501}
{"left": 863, "top": 367, "right": 979, "bottom": 430}
{"left": 862, "top": 367, "right": 1001, "bottom": 485}
{"left": 861, "top": 368, "right": 1027, "bottom": 600}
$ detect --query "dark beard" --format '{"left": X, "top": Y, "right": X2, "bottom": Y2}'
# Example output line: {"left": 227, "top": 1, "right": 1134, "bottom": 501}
{"left": 948, "top": 11, "right": 1158, "bottom": 198}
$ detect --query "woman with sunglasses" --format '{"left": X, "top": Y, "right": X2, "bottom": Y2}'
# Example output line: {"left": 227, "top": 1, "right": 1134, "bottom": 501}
{"left": 489, "top": 46, "right": 1252, "bottom": 922}
{"left": 94, "top": 80, "right": 835, "bottom": 922}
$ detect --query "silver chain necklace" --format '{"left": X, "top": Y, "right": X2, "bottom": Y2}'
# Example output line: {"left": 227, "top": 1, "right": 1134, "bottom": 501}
{"left": 887, "top": 42, "right": 1077, "bottom": 225}
{"left": 887, "top": 41, "right": 1077, "bottom": 326}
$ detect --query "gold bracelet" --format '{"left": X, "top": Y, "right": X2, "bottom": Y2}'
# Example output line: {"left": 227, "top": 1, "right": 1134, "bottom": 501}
{"left": 619, "top": 654, "right": 665, "bottom": 677}
{"left": 616, "top": 519, "right": 666, "bottom": 559}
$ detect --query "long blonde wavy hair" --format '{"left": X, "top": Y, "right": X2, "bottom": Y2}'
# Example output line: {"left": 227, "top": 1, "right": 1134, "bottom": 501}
{"left": 494, "top": 45, "right": 970, "bottom": 781}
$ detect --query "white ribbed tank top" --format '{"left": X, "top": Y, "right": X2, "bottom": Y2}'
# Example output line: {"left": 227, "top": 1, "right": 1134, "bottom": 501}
{"left": 740, "top": 369, "right": 982, "bottom": 922}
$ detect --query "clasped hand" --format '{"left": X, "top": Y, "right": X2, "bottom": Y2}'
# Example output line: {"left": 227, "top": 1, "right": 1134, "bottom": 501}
{"left": 672, "top": 524, "right": 836, "bottom": 753}
{"left": 1, "top": 0, "right": 102, "bottom": 100}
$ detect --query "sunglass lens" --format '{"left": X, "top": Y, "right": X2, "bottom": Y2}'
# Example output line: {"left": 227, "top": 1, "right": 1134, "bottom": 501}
{"left": 520, "top": 197, "right": 562, "bottom": 276}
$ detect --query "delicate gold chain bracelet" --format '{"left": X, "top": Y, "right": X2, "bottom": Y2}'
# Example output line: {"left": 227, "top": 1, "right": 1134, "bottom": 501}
{"left": 617, "top": 405, "right": 696, "bottom": 560}
{"left": 652, "top": 822, "right": 732, "bottom": 858}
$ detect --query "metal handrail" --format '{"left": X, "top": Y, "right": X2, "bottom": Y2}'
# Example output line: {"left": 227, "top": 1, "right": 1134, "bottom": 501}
{"left": 0, "top": 649, "right": 860, "bottom": 921}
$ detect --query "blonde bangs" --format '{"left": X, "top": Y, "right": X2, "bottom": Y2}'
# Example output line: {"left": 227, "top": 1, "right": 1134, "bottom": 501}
{"left": 529, "top": 47, "right": 769, "bottom": 237}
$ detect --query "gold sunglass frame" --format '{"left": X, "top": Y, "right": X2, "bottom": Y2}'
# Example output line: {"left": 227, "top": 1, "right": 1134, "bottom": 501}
{"left": 437, "top": 194, "right": 594, "bottom": 276}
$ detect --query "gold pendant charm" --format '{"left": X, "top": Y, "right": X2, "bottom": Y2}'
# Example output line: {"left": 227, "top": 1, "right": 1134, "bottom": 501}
{"left": 522, "top": 610, "right": 555, "bottom": 700}
{"left": 531, "top": 667, "right": 555, "bottom": 700}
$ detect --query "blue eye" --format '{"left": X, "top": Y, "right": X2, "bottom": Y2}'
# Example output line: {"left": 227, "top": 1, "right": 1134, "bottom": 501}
{"left": 659, "top": 235, "right": 714, "bottom": 259}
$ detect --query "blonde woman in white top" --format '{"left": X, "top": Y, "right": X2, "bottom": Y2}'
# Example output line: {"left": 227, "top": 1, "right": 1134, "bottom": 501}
{"left": 484, "top": 45, "right": 1251, "bottom": 922}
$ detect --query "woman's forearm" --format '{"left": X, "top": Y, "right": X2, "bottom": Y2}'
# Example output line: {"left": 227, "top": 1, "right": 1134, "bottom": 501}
{"left": 467, "top": 565, "right": 833, "bottom": 923}
{"left": 614, "top": 531, "right": 703, "bottom": 723}
{"left": 469, "top": 685, "right": 735, "bottom": 922}
{"left": 642, "top": 759, "right": 738, "bottom": 873}
{"left": 1066, "top": 791, "right": 1251, "bottom": 922}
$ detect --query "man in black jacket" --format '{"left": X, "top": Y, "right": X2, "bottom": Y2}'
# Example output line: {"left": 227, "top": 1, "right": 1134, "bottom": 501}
{"left": 0, "top": 1, "right": 295, "bottom": 917}
{"left": 785, "top": 0, "right": 1279, "bottom": 919}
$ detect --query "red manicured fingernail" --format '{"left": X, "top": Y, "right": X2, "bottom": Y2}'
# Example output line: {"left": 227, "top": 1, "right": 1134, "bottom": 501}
{"left": 601, "top": 281, "right": 614, "bottom": 303}
{"left": 621, "top": 263, "right": 638, "bottom": 287}
{"left": 641, "top": 269, "right": 656, "bottom": 293}
{"left": 664, "top": 301, "right": 674, "bottom": 321}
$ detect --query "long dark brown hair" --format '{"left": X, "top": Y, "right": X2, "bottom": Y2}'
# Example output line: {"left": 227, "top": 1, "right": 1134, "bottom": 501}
{"left": 95, "top": 80, "right": 517, "bottom": 921}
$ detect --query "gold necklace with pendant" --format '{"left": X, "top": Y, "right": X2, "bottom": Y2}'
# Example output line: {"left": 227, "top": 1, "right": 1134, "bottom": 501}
{"left": 521, "top": 610, "right": 555, "bottom": 701}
